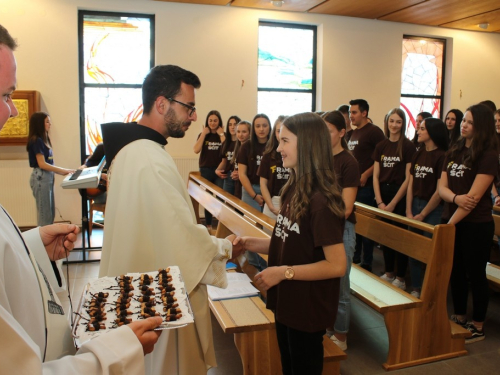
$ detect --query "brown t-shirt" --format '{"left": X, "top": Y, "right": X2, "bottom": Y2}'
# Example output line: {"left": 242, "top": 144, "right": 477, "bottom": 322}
{"left": 198, "top": 132, "right": 223, "bottom": 168}
{"left": 410, "top": 148, "right": 446, "bottom": 201}
{"left": 372, "top": 138, "right": 416, "bottom": 185}
{"left": 347, "top": 123, "right": 386, "bottom": 186}
{"left": 221, "top": 139, "right": 236, "bottom": 173}
{"left": 345, "top": 129, "right": 353, "bottom": 144}
{"left": 266, "top": 190, "right": 344, "bottom": 332}
{"left": 495, "top": 133, "right": 500, "bottom": 188}
{"left": 442, "top": 147, "right": 498, "bottom": 222}
{"left": 236, "top": 141, "right": 266, "bottom": 185}
{"left": 333, "top": 149, "right": 360, "bottom": 224}
{"left": 257, "top": 153, "right": 290, "bottom": 196}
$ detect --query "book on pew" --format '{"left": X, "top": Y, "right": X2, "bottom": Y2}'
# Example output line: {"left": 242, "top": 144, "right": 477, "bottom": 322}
{"left": 207, "top": 272, "right": 259, "bottom": 301}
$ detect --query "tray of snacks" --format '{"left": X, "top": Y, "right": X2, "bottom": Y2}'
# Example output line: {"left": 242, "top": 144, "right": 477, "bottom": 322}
{"left": 73, "top": 266, "right": 194, "bottom": 346}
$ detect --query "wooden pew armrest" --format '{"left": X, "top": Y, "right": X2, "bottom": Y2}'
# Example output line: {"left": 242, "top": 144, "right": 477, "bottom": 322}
{"left": 350, "top": 264, "right": 421, "bottom": 313}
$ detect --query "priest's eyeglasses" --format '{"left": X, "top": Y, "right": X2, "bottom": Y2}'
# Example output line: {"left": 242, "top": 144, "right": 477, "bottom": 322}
{"left": 167, "top": 98, "right": 196, "bottom": 116}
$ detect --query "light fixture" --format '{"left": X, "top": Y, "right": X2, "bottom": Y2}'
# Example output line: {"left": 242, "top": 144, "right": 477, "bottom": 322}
{"left": 271, "top": 0, "right": 284, "bottom": 7}
{"left": 478, "top": 23, "right": 489, "bottom": 30}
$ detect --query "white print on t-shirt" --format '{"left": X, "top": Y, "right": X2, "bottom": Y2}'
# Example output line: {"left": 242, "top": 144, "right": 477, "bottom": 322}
{"left": 347, "top": 140, "right": 358, "bottom": 151}
{"left": 271, "top": 166, "right": 290, "bottom": 180}
{"left": 414, "top": 164, "right": 434, "bottom": 178}
{"left": 447, "top": 161, "right": 470, "bottom": 178}
{"left": 274, "top": 213, "right": 300, "bottom": 242}
{"left": 205, "top": 141, "right": 222, "bottom": 150}
{"left": 380, "top": 154, "right": 400, "bottom": 168}
{"left": 257, "top": 155, "right": 263, "bottom": 166}
{"left": 227, "top": 151, "right": 234, "bottom": 162}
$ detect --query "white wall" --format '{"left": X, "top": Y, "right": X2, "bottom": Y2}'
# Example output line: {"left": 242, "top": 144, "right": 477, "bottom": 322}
{"left": 1, "top": 0, "right": 500, "bottom": 224}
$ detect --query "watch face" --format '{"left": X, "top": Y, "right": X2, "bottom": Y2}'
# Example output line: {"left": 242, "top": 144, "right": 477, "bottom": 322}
{"left": 285, "top": 268, "right": 294, "bottom": 279}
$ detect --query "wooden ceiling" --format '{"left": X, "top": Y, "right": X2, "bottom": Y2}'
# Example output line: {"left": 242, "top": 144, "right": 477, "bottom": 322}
{"left": 154, "top": 0, "right": 500, "bottom": 33}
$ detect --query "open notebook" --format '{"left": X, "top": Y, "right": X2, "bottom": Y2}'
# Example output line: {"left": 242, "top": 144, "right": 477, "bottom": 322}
{"left": 61, "top": 156, "right": 106, "bottom": 189}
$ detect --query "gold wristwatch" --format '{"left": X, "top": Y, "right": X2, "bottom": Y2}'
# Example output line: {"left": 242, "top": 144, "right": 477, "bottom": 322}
{"left": 284, "top": 266, "right": 295, "bottom": 280}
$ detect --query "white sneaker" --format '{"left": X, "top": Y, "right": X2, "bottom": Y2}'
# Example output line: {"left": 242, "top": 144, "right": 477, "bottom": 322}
{"left": 410, "top": 290, "right": 420, "bottom": 298}
{"left": 380, "top": 273, "right": 395, "bottom": 282}
{"left": 330, "top": 335, "right": 348, "bottom": 351}
{"left": 325, "top": 329, "right": 334, "bottom": 338}
{"left": 392, "top": 278, "right": 406, "bottom": 291}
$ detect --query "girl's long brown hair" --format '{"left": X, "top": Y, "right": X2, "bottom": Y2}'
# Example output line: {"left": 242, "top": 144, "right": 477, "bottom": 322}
{"left": 280, "top": 112, "right": 345, "bottom": 224}
{"left": 448, "top": 104, "right": 498, "bottom": 168}
{"left": 26, "top": 112, "right": 51, "bottom": 151}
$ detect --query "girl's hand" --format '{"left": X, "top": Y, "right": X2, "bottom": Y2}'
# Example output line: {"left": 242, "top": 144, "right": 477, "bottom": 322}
{"left": 270, "top": 206, "right": 279, "bottom": 216}
{"left": 406, "top": 212, "right": 414, "bottom": 219}
{"left": 455, "top": 194, "right": 477, "bottom": 211}
{"left": 201, "top": 126, "right": 210, "bottom": 136}
{"left": 63, "top": 169, "right": 76, "bottom": 175}
{"left": 384, "top": 203, "right": 395, "bottom": 213}
{"left": 377, "top": 202, "right": 387, "bottom": 210}
{"left": 495, "top": 195, "right": 500, "bottom": 206}
{"left": 254, "top": 267, "right": 284, "bottom": 291}
{"left": 215, "top": 169, "right": 227, "bottom": 179}
{"left": 413, "top": 213, "right": 425, "bottom": 222}
{"left": 255, "top": 194, "right": 264, "bottom": 207}
{"left": 231, "top": 170, "right": 239, "bottom": 180}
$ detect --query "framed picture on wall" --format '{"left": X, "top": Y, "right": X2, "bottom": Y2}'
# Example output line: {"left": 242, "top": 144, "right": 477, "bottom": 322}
{"left": 0, "top": 90, "right": 40, "bottom": 146}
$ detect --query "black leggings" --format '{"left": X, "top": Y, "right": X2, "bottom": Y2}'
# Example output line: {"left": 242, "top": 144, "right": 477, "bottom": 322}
{"left": 275, "top": 319, "right": 325, "bottom": 375}
{"left": 380, "top": 183, "right": 408, "bottom": 277}
{"left": 450, "top": 220, "right": 493, "bottom": 322}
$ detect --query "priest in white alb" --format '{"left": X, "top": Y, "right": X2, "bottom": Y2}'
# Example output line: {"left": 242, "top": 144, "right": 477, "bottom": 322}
{"left": 99, "top": 65, "right": 243, "bottom": 374}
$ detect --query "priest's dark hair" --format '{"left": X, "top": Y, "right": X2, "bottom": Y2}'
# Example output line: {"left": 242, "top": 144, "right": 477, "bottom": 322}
{"left": 142, "top": 65, "right": 201, "bottom": 115}
{"left": 0, "top": 24, "right": 17, "bottom": 50}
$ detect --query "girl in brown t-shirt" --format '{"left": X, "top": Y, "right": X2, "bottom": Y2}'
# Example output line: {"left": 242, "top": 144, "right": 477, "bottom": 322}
{"left": 445, "top": 109, "right": 463, "bottom": 148}
{"left": 234, "top": 113, "right": 346, "bottom": 374}
{"left": 231, "top": 120, "right": 251, "bottom": 199}
{"left": 373, "top": 108, "right": 416, "bottom": 290}
{"left": 193, "top": 110, "right": 225, "bottom": 230}
{"left": 258, "top": 115, "right": 288, "bottom": 220}
{"left": 216, "top": 115, "right": 240, "bottom": 196}
{"left": 322, "top": 110, "right": 360, "bottom": 351}
{"left": 406, "top": 118, "right": 448, "bottom": 297}
{"left": 439, "top": 104, "right": 499, "bottom": 343}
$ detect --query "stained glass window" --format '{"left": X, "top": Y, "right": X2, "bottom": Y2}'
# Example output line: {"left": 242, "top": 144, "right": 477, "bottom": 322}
{"left": 258, "top": 22, "right": 316, "bottom": 124}
{"left": 400, "top": 36, "right": 445, "bottom": 140}
{"left": 78, "top": 11, "right": 154, "bottom": 156}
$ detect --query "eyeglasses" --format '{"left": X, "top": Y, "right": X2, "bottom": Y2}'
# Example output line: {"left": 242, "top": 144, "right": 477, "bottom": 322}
{"left": 167, "top": 98, "right": 196, "bottom": 116}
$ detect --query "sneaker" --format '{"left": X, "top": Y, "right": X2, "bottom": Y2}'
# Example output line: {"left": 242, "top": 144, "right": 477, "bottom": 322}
{"left": 330, "top": 335, "right": 348, "bottom": 351}
{"left": 325, "top": 329, "right": 334, "bottom": 338}
{"left": 450, "top": 315, "right": 468, "bottom": 328}
{"left": 465, "top": 324, "right": 485, "bottom": 344}
{"left": 392, "top": 278, "right": 406, "bottom": 291}
{"left": 410, "top": 290, "right": 420, "bottom": 298}
{"left": 380, "top": 274, "right": 395, "bottom": 283}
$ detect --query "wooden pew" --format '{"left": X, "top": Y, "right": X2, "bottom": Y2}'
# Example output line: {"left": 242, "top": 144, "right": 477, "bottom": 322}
{"left": 487, "top": 206, "right": 500, "bottom": 291}
{"left": 188, "top": 172, "right": 346, "bottom": 375}
{"left": 352, "top": 202, "right": 469, "bottom": 370}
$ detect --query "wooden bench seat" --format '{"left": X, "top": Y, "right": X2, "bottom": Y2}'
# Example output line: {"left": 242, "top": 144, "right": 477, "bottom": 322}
{"left": 353, "top": 202, "right": 469, "bottom": 370}
{"left": 188, "top": 172, "right": 346, "bottom": 374}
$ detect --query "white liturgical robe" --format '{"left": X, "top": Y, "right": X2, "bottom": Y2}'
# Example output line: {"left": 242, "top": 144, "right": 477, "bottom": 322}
{"left": 99, "top": 138, "right": 232, "bottom": 374}
{"left": 0, "top": 206, "right": 146, "bottom": 374}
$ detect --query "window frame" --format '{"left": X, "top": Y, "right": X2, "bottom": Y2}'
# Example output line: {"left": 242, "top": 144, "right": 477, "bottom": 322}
{"left": 77, "top": 10, "right": 155, "bottom": 162}
{"left": 258, "top": 21, "right": 317, "bottom": 113}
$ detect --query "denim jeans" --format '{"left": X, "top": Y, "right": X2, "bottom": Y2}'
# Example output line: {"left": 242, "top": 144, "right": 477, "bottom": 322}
{"left": 334, "top": 220, "right": 355, "bottom": 334}
{"left": 222, "top": 172, "right": 235, "bottom": 196}
{"left": 408, "top": 197, "right": 443, "bottom": 289}
{"left": 354, "top": 185, "right": 375, "bottom": 267}
{"left": 200, "top": 167, "right": 223, "bottom": 226}
{"left": 242, "top": 184, "right": 268, "bottom": 270}
{"left": 30, "top": 168, "right": 55, "bottom": 226}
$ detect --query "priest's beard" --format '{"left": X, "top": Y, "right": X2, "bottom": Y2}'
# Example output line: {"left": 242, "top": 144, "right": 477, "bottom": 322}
{"left": 164, "top": 108, "right": 190, "bottom": 138}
